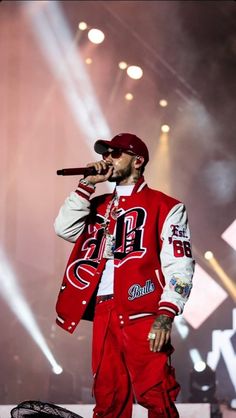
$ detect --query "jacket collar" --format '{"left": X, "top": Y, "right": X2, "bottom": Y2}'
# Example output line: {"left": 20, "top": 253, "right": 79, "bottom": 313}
{"left": 132, "top": 176, "right": 147, "bottom": 194}
{"left": 112, "top": 176, "right": 147, "bottom": 198}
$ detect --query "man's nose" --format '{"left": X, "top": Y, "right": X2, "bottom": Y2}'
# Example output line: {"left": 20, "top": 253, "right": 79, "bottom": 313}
{"left": 104, "top": 154, "right": 113, "bottom": 163}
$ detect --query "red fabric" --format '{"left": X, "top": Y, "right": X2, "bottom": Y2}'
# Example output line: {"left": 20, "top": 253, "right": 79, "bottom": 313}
{"left": 56, "top": 178, "right": 181, "bottom": 333}
{"left": 75, "top": 181, "right": 96, "bottom": 200}
{"left": 94, "top": 133, "right": 149, "bottom": 165}
{"left": 92, "top": 300, "right": 180, "bottom": 418}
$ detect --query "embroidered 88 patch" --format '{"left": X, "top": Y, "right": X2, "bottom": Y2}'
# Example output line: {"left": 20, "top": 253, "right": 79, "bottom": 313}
{"left": 172, "top": 239, "right": 192, "bottom": 258}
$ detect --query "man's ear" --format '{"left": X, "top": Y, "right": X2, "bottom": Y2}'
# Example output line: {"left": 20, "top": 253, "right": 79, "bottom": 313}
{"left": 134, "top": 155, "right": 145, "bottom": 169}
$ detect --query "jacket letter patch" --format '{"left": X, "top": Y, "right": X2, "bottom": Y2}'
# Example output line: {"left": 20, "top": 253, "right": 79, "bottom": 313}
{"left": 128, "top": 279, "right": 155, "bottom": 300}
{"left": 114, "top": 207, "right": 147, "bottom": 265}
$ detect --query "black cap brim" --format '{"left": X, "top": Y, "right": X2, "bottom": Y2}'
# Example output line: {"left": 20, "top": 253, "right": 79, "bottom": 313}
{"left": 94, "top": 139, "right": 119, "bottom": 155}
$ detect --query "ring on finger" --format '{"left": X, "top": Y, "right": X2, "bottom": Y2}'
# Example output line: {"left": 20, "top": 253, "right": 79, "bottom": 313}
{"left": 148, "top": 332, "right": 156, "bottom": 340}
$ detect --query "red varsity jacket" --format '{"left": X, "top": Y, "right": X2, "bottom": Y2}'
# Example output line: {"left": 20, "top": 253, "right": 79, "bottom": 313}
{"left": 54, "top": 177, "right": 194, "bottom": 333}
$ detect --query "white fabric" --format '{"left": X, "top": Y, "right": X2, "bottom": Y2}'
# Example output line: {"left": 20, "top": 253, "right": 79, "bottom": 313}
{"left": 160, "top": 202, "right": 194, "bottom": 313}
{"left": 96, "top": 260, "right": 115, "bottom": 295}
{"left": 54, "top": 191, "right": 90, "bottom": 243}
{"left": 115, "top": 184, "right": 135, "bottom": 196}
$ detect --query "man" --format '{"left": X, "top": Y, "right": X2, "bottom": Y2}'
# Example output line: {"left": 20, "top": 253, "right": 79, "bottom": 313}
{"left": 54, "top": 133, "right": 195, "bottom": 418}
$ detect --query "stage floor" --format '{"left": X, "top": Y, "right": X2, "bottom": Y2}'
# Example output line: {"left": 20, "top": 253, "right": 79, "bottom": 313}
{"left": 0, "top": 403, "right": 235, "bottom": 418}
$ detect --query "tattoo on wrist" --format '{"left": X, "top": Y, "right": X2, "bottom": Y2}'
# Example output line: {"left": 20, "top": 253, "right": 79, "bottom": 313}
{"left": 153, "top": 315, "right": 172, "bottom": 331}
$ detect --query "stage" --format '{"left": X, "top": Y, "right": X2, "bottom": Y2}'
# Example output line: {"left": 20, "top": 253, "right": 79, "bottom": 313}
{"left": 1, "top": 403, "right": 235, "bottom": 418}
{"left": 0, "top": 2, "right": 236, "bottom": 417}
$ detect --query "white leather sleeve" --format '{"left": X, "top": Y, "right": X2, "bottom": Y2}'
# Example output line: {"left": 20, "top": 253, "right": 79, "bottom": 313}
{"left": 159, "top": 203, "right": 195, "bottom": 314}
{"left": 54, "top": 191, "right": 91, "bottom": 243}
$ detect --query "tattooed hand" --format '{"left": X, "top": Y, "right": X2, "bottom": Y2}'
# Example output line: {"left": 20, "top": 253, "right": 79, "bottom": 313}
{"left": 148, "top": 315, "right": 173, "bottom": 352}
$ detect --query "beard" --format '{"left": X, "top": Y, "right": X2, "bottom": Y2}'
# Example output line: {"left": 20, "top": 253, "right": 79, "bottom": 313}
{"left": 108, "top": 163, "right": 133, "bottom": 183}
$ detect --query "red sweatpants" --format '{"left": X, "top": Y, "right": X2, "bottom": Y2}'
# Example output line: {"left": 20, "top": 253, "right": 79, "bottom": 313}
{"left": 92, "top": 300, "right": 180, "bottom": 418}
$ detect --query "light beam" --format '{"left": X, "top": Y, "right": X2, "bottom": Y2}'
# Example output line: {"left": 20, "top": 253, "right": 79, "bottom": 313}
{"left": 0, "top": 249, "right": 62, "bottom": 374}
{"left": 206, "top": 254, "right": 236, "bottom": 302}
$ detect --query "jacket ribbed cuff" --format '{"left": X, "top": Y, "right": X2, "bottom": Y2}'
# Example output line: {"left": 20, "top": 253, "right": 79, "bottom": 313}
{"left": 157, "top": 301, "right": 180, "bottom": 319}
{"left": 75, "top": 181, "right": 96, "bottom": 200}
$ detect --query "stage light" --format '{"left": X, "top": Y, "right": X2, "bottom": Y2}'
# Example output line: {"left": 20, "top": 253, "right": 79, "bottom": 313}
{"left": 205, "top": 253, "right": 236, "bottom": 301}
{"left": 160, "top": 132, "right": 169, "bottom": 145}
{"left": 78, "top": 21, "right": 87, "bottom": 31}
{"left": 127, "top": 65, "right": 143, "bottom": 80}
{"left": 205, "top": 251, "right": 214, "bottom": 260}
{"left": 194, "top": 361, "right": 207, "bottom": 372}
{"left": 25, "top": 0, "right": 110, "bottom": 146}
{"left": 119, "top": 61, "right": 128, "bottom": 70}
{"left": 189, "top": 363, "right": 217, "bottom": 403}
{"left": 189, "top": 348, "right": 205, "bottom": 369}
{"left": 161, "top": 124, "right": 170, "bottom": 133}
{"left": 159, "top": 99, "right": 168, "bottom": 107}
{"left": 88, "top": 28, "right": 105, "bottom": 44}
{"left": 174, "top": 315, "right": 189, "bottom": 339}
{"left": 148, "top": 121, "right": 171, "bottom": 195}
{"left": 125, "top": 93, "right": 133, "bottom": 101}
{"left": 52, "top": 364, "right": 63, "bottom": 375}
{"left": 0, "top": 249, "right": 63, "bottom": 374}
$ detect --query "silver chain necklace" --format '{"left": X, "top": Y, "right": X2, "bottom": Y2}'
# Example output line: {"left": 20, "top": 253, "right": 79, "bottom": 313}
{"left": 102, "top": 192, "right": 119, "bottom": 259}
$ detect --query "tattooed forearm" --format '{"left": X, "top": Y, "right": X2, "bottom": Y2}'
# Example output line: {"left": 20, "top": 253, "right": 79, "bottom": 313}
{"left": 152, "top": 315, "right": 173, "bottom": 331}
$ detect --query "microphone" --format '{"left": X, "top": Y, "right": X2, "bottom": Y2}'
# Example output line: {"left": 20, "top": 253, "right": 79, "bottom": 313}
{"left": 57, "top": 166, "right": 109, "bottom": 176}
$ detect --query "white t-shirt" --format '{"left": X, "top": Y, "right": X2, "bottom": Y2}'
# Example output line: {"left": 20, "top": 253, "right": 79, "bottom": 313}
{"left": 97, "top": 184, "right": 134, "bottom": 296}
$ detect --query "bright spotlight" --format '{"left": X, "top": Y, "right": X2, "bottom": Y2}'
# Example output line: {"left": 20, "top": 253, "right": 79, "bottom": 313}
{"left": 127, "top": 65, "right": 143, "bottom": 80}
{"left": 85, "top": 57, "right": 92, "bottom": 65}
{"left": 125, "top": 93, "right": 133, "bottom": 101}
{"left": 52, "top": 364, "right": 63, "bottom": 375}
{"left": 159, "top": 99, "right": 168, "bottom": 107}
{"left": 88, "top": 28, "right": 105, "bottom": 44}
{"left": 189, "top": 348, "right": 205, "bottom": 368}
{"left": 119, "top": 61, "right": 128, "bottom": 70}
{"left": 161, "top": 124, "right": 170, "bottom": 133}
{"left": 204, "top": 251, "right": 214, "bottom": 260}
{"left": 78, "top": 21, "right": 87, "bottom": 31}
{"left": 194, "top": 361, "right": 207, "bottom": 372}
{"left": 189, "top": 364, "right": 217, "bottom": 403}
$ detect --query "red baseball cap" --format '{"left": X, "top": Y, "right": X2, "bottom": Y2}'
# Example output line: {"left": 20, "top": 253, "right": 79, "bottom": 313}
{"left": 94, "top": 133, "right": 149, "bottom": 165}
